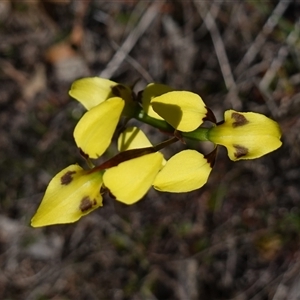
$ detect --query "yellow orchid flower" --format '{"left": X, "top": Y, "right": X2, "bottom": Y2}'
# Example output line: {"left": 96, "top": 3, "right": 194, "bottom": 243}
{"left": 153, "top": 149, "right": 213, "bottom": 193}
{"left": 31, "top": 164, "right": 103, "bottom": 227}
{"left": 69, "top": 77, "right": 132, "bottom": 110}
{"left": 31, "top": 76, "right": 284, "bottom": 228}
{"left": 103, "top": 127, "right": 164, "bottom": 205}
{"left": 208, "top": 110, "right": 282, "bottom": 161}
{"left": 151, "top": 91, "right": 208, "bottom": 132}
{"left": 74, "top": 97, "right": 125, "bottom": 159}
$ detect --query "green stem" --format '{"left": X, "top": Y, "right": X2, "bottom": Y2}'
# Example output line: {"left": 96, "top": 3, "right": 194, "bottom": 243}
{"left": 182, "top": 128, "right": 210, "bottom": 141}
{"left": 133, "top": 108, "right": 211, "bottom": 142}
{"left": 133, "top": 109, "right": 174, "bottom": 132}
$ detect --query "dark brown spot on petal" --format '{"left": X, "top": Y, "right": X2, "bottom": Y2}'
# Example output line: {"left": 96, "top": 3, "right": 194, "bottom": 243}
{"left": 102, "top": 184, "right": 117, "bottom": 200}
{"left": 79, "top": 148, "right": 89, "bottom": 160}
{"left": 233, "top": 145, "right": 249, "bottom": 159}
{"left": 203, "top": 106, "right": 217, "bottom": 123}
{"left": 232, "top": 112, "right": 249, "bottom": 127}
{"left": 107, "top": 188, "right": 116, "bottom": 200}
{"left": 79, "top": 196, "right": 96, "bottom": 212}
{"left": 205, "top": 147, "right": 218, "bottom": 168}
{"left": 61, "top": 171, "right": 76, "bottom": 185}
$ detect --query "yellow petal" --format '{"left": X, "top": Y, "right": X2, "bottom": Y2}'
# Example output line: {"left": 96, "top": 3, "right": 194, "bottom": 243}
{"left": 142, "top": 83, "right": 174, "bottom": 120}
{"left": 153, "top": 150, "right": 212, "bottom": 192}
{"left": 31, "top": 165, "right": 103, "bottom": 227}
{"left": 117, "top": 126, "right": 167, "bottom": 166}
{"left": 69, "top": 77, "right": 118, "bottom": 110}
{"left": 69, "top": 77, "right": 131, "bottom": 110}
{"left": 118, "top": 127, "right": 153, "bottom": 152}
{"left": 151, "top": 91, "right": 207, "bottom": 132}
{"left": 208, "top": 110, "right": 282, "bottom": 161}
{"left": 103, "top": 152, "right": 163, "bottom": 205}
{"left": 74, "top": 97, "right": 124, "bottom": 159}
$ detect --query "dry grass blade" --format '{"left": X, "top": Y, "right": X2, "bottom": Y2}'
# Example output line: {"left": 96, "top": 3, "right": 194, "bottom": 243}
{"left": 194, "top": 0, "right": 241, "bottom": 109}
{"left": 100, "top": 1, "right": 165, "bottom": 79}
{"left": 194, "top": 1, "right": 236, "bottom": 92}
{"left": 235, "top": 0, "right": 292, "bottom": 77}
{"left": 258, "top": 21, "right": 299, "bottom": 118}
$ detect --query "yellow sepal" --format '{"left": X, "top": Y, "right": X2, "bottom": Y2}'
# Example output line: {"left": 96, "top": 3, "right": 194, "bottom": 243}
{"left": 118, "top": 126, "right": 153, "bottom": 151}
{"left": 69, "top": 77, "right": 131, "bottom": 110}
{"left": 153, "top": 150, "right": 211, "bottom": 192}
{"left": 31, "top": 165, "right": 103, "bottom": 227}
{"left": 142, "top": 83, "right": 174, "bottom": 120}
{"left": 74, "top": 97, "right": 124, "bottom": 159}
{"left": 103, "top": 152, "right": 163, "bottom": 205}
{"left": 208, "top": 110, "right": 282, "bottom": 161}
{"left": 151, "top": 91, "right": 207, "bottom": 132}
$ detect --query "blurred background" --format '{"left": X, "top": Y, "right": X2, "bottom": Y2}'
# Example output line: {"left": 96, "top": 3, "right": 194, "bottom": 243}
{"left": 1, "top": 1, "right": 300, "bottom": 299}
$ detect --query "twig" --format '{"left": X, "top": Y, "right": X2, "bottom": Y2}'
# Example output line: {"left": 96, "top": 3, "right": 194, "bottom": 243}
{"left": 100, "top": 1, "right": 164, "bottom": 79}
{"left": 258, "top": 21, "right": 299, "bottom": 117}
{"left": 235, "top": 0, "right": 292, "bottom": 77}
{"left": 250, "top": 258, "right": 300, "bottom": 300}
{"left": 194, "top": 1, "right": 236, "bottom": 91}
{"left": 194, "top": 0, "right": 241, "bottom": 109}
{"left": 110, "top": 40, "right": 154, "bottom": 83}
{"left": 259, "top": 20, "right": 299, "bottom": 91}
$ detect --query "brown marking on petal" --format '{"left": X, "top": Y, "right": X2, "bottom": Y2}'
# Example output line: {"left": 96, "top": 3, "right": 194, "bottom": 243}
{"left": 205, "top": 147, "right": 218, "bottom": 168}
{"left": 102, "top": 184, "right": 116, "bottom": 200}
{"left": 107, "top": 189, "right": 116, "bottom": 200}
{"left": 61, "top": 171, "right": 76, "bottom": 185}
{"left": 79, "top": 148, "right": 89, "bottom": 160}
{"left": 203, "top": 106, "right": 217, "bottom": 123}
{"left": 79, "top": 196, "right": 96, "bottom": 212}
{"left": 233, "top": 145, "right": 249, "bottom": 159}
{"left": 232, "top": 112, "right": 249, "bottom": 128}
